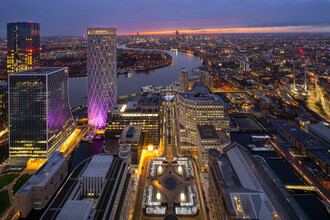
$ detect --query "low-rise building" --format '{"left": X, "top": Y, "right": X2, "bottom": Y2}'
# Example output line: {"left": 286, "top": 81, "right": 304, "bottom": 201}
{"left": 307, "top": 121, "right": 330, "bottom": 146}
{"left": 15, "top": 152, "right": 68, "bottom": 218}
{"left": 41, "top": 151, "right": 132, "bottom": 220}
{"left": 208, "top": 143, "right": 308, "bottom": 220}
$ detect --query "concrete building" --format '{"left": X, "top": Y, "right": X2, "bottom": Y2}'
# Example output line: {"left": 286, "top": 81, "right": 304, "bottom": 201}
{"left": 177, "top": 82, "right": 230, "bottom": 153}
{"left": 106, "top": 94, "right": 161, "bottom": 147}
{"left": 197, "top": 125, "right": 230, "bottom": 172}
{"left": 9, "top": 67, "right": 76, "bottom": 162}
{"left": 7, "top": 22, "right": 40, "bottom": 74}
{"left": 179, "top": 68, "right": 189, "bottom": 92}
{"left": 87, "top": 28, "right": 117, "bottom": 130}
{"left": 119, "top": 125, "right": 143, "bottom": 170}
{"left": 307, "top": 121, "right": 330, "bottom": 146}
{"left": 42, "top": 152, "right": 132, "bottom": 220}
{"left": 15, "top": 152, "right": 68, "bottom": 218}
{"left": 208, "top": 143, "right": 309, "bottom": 220}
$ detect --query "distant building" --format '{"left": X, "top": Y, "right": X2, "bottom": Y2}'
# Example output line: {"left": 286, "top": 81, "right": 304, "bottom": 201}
{"left": 15, "top": 152, "right": 68, "bottom": 218}
{"left": 0, "top": 83, "right": 8, "bottom": 131}
{"left": 87, "top": 28, "right": 117, "bottom": 130}
{"left": 197, "top": 125, "right": 230, "bottom": 172}
{"left": 208, "top": 143, "right": 309, "bottom": 220}
{"left": 179, "top": 68, "right": 189, "bottom": 92}
{"left": 106, "top": 94, "right": 161, "bottom": 146}
{"left": 119, "top": 125, "right": 143, "bottom": 170}
{"left": 41, "top": 153, "right": 132, "bottom": 220}
{"left": 177, "top": 83, "right": 230, "bottom": 153}
{"left": 7, "top": 22, "right": 40, "bottom": 74}
{"left": 9, "top": 67, "right": 76, "bottom": 161}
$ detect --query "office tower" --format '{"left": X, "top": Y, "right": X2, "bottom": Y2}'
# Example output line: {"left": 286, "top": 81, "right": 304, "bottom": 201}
{"left": 9, "top": 67, "right": 76, "bottom": 160}
{"left": 179, "top": 68, "right": 188, "bottom": 92}
{"left": 0, "top": 82, "right": 8, "bottom": 131}
{"left": 208, "top": 143, "right": 308, "bottom": 220}
{"left": 87, "top": 28, "right": 117, "bottom": 130}
{"left": 119, "top": 125, "right": 143, "bottom": 170}
{"left": 42, "top": 153, "right": 132, "bottom": 220}
{"left": 106, "top": 94, "right": 161, "bottom": 146}
{"left": 7, "top": 22, "right": 40, "bottom": 74}
{"left": 196, "top": 125, "right": 230, "bottom": 172}
{"left": 177, "top": 82, "right": 230, "bottom": 153}
{"left": 15, "top": 152, "right": 68, "bottom": 218}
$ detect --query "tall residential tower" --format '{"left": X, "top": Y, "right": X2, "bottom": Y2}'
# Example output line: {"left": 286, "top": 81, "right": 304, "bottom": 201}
{"left": 87, "top": 28, "right": 117, "bottom": 130}
{"left": 9, "top": 67, "right": 76, "bottom": 160}
{"left": 7, "top": 22, "right": 40, "bottom": 74}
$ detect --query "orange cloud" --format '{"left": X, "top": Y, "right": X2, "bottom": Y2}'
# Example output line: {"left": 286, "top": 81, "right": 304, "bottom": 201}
{"left": 119, "top": 26, "right": 330, "bottom": 35}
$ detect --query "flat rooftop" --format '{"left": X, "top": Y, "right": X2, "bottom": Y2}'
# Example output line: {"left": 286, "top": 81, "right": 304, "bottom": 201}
{"left": 10, "top": 67, "right": 66, "bottom": 75}
{"left": 82, "top": 154, "right": 113, "bottom": 179}
{"left": 119, "top": 125, "right": 142, "bottom": 141}
{"left": 16, "top": 152, "right": 66, "bottom": 195}
{"left": 197, "top": 125, "right": 219, "bottom": 140}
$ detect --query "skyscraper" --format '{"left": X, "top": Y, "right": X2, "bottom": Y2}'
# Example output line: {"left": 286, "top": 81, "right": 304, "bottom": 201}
{"left": 87, "top": 28, "right": 117, "bottom": 130}
{"left": 7, "top": 22, "right": 40, "bottom": 74}
{"left": 9, "top": 67, "right": 76, "bottom": 160}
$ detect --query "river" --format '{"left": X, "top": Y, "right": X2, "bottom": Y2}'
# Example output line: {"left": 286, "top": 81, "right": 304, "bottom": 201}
{"left": 68, "top": 46, "right": 201, "bottom": 108}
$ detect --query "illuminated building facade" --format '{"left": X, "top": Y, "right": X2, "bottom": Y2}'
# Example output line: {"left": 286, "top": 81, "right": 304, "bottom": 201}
{"left": 7, "top": 22, "right": 40, "bottom": 74}
{"left": 177, "top": 82, "right": 230, "bottom": 152}
{"left": 87, "top": 28, "right": 117, "bottom": 130}
{"left": 0, "top": 83, "right": 8, "bottom": 131}
{"left": 106, "top": 94, "right": 161, "bottom": 147}
{"left": 9, "top": 67, "right": 76, "bottom": 160}
{"left": 179, "top": 68, "right": 188, "bottom": 92}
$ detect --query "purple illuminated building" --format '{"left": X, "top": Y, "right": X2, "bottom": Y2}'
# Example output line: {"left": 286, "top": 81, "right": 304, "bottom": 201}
{"left": 9, "top": 67, "right": 76, "bottom": 160}
{"left": 87, "top": 28, "right": 117, "bottom": 130}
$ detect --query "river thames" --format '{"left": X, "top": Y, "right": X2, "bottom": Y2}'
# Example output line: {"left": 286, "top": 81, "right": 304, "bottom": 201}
{"left": 68, "top": 46, "right": 202, "bottom": 108}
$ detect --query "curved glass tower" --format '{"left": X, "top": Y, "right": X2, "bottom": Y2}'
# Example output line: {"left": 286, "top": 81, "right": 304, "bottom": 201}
{"left": 9, "top": 67, "right": 76, "bottom": 159}
{"left": 87, "top": 28, "right": 117, "bottom": 130}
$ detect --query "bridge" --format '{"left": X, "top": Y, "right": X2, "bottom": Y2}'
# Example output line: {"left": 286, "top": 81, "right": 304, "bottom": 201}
{"left": 285, "top": 185, "right": 316, "bottom": 191}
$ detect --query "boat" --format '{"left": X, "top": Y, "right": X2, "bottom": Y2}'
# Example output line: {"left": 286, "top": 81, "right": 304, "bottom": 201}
{"left": 250, "top": 135, "right": 271, "bottom": 141}
{"left": 251, "top": 147, "right": 274, "bottom": 152}
{"left": 248, "top": 144, "right": 257, "bottom": 149}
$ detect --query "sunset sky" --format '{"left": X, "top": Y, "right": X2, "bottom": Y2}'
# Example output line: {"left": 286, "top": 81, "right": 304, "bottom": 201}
{"left": 1, "top": 0, "right": 330, "bottom": 36}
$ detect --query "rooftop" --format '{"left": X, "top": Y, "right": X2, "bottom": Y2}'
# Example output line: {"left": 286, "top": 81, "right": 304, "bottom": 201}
{"left": 119, "top": 125, "right": 142, "bottom": 141}
{"left": 17, "top": 152, "right": 66, "bottom": 195}
{"left": 56, "top": 200, "right": 93, "bottom": 220}
{"left": 197, "top": 125, "right": 219, "bottom": 140}
{"left": 82, "top": 154, "right": 113, "bottom": 179}
{"left": 10, "top": 67, "right": 66, "bottom": 76}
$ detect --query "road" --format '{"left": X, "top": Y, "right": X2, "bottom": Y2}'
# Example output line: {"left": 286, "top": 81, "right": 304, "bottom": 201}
{"left": 132, "top": 94, "right": 209, "bottom": 219}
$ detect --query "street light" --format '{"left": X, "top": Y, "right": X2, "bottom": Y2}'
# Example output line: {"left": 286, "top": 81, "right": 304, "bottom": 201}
{"left": 180, "top": 192, "right": 185, "bottom": 201}
{"left": 178, "top": 165, "right": 183, "bottom": 174}
{"left": 156, "top": 192, "right": 161, "bottom": 200}
{"left": 158, "top": 165, "right": 162, "bottom": 173}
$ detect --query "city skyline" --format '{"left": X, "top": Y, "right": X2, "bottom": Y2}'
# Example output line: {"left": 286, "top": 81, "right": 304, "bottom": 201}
{"left": 1, "top": 0, "right": 330, "bottom": 36}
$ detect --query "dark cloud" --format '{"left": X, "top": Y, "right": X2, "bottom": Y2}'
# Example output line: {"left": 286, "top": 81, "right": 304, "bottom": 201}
{"left": 0, "top": 0, "right": 329, "bottom": 36}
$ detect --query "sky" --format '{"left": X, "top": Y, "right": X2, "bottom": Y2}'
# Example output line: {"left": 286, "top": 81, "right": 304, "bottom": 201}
{"left": 1, "top": 0, "right": 330, "bottom": 36}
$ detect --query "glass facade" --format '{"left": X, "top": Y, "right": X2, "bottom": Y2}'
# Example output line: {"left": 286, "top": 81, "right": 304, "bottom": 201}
{"left": 7, "top": 22, "right": 40, "bottom": 74}
{"left": 87, "top": 28, "right": 117, "bottom": 130}
{"left": 9, "top": 67, "right": 76, "bottom": 159}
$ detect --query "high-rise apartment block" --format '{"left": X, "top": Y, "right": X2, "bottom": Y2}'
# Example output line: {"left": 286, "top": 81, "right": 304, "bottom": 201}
{"left": 208, "top": 143, "right": 308, "bottom": 220}
{"left": 179, "top": 68, "right": 189, "bottom": 92}
{"left": 177, "top": 82, "right": 230, "bottom": 153}
{"left": 7, "top": 22, "right": 40, "bottom": 74}
{"left": 9, "top": 67, "right": 76, "bottom": 160}
{"left": 0, "top": 82, "right": 8, "bottom": 131}
{"left": 87, "top": 28, "right": 117, "bottom": 130}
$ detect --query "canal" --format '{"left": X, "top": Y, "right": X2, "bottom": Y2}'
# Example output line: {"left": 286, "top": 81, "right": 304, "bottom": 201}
{"left": 231, "top": 132, "right": 329, "bottom": 220}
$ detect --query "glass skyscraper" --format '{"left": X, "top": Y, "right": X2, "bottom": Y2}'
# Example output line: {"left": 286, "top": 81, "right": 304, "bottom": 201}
{"left": 87, "top": 28, "right": 117, "bottom": 130}
{"left": 9, "top": 67, "right": 76, "bottom": 159}
{"left": 7, "top": 22, "right": 40, "bottom": 74}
